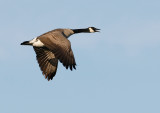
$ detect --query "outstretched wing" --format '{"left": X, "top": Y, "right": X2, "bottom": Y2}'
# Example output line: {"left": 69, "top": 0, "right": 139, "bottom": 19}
{"left": 33, "top": 47, "right": 58, "bottom": 81}
{"left": 38, "top": 32, "right": 76, "bottom": 70}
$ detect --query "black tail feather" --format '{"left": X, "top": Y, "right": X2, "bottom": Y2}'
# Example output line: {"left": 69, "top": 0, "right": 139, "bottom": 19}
{"left": 21, "top": 41, "right": 31, "bottom": 45}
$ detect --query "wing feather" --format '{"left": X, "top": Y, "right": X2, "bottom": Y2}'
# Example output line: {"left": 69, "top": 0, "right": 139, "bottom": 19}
{"left": 38, "top": 32, "right": 76, "bottom": 70}
{"left": 33, "top": 47, "right": 58, "bottom": 81}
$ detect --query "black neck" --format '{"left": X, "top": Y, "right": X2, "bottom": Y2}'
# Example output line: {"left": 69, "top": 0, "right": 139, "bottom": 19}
{"left": 72, "top": 28, "right": 89, "bottom": 34}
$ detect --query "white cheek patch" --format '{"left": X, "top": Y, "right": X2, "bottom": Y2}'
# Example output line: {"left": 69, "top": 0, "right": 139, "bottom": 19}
{"left": 89, "top": 27, "right": 95, "bottom": 33}
{"left": 33, "top": 39, "right": 44, "bottom": 47}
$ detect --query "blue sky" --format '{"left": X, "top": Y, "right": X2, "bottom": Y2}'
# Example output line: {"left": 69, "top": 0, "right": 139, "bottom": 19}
{"left": 0, "top": 0, "right": 160, "bottom": 113}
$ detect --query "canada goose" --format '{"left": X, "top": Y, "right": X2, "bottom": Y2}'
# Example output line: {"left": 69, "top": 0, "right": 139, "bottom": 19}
{"left": 21, "top": 27, "right": 100, "bottom": 81}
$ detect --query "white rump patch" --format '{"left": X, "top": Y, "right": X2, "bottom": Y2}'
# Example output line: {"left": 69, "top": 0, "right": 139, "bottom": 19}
{"left": 33, "top": 39, "right": 44, "bottom": 47}
{"left": 30, "top": 38, "right": 44, "bottom": 47}
{"left": 89, "top": 27, "right": 95, "bottom": 33}
{"left": 29, "top": 38, "right": 37, "bottom": 43}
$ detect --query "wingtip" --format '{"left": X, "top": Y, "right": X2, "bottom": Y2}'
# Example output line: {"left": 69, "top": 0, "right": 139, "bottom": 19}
{"left": 73, "top": 65, "right": 76, "bottom": 70}
{"left": 70, "top": 65, "right": 73, "bottom": 71}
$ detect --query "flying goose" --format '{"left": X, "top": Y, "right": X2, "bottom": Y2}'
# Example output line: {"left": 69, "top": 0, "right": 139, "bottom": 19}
{"left": 21, "top": 27, "right": 100, "bottom": 81}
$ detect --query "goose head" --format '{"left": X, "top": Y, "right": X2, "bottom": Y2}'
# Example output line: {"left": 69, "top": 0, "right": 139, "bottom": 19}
{"left": 88, "top": 27, "right": 100, "bottom": 33}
